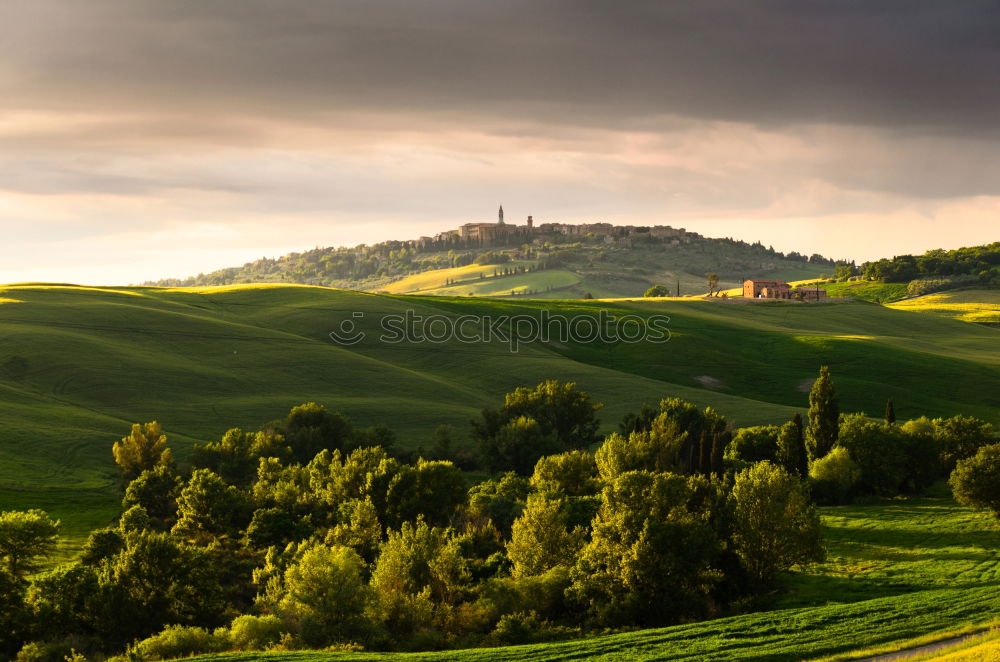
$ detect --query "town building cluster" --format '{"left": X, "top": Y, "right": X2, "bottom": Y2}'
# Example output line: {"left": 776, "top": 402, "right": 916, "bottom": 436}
{"left": 411, "top": 206, "right": 697, "bottom": 249}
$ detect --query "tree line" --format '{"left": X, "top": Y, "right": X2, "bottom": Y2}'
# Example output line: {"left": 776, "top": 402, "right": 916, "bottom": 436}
{"left": 856, "top": 242, "right": 1000, "bottom": 286}
{"left": 1, "top": 384, "right": 825, "bottom": 661}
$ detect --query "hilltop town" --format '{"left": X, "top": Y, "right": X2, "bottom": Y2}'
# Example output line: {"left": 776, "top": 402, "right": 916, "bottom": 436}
{"left": 148, "top": 207, "right": 840, "bottom": 297}
{"left": 412, "top": 205, "right": 695, "bottom": 250}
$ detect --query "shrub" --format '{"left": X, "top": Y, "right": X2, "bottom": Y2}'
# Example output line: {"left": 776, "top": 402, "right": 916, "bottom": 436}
{"left": 809, "top": 447, "right": 861, "bottom": 504}
{"left": 474, "top": 251, "right": 510, "bottom": 265}
{"left": 227, "top": 614, "right": 286, "bottom": 651}
{"left": 492, "top": 611, "right": 540, "bottom": 645}
{"left": 949, "top": 443, "right": 1000, "bottom": 517}
{"left": 15, "top": 642, "right": 72, "bottom": 662}
{"left": 133, "top": 625, "right": 228, "bottom": 661}
{"left": 837, "top": 414, "right": 936, "bottom": 495}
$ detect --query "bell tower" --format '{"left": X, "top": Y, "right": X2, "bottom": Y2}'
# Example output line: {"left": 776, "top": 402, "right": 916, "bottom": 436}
{"left": 498, "top": 204, "right": 504, "bottom": 225}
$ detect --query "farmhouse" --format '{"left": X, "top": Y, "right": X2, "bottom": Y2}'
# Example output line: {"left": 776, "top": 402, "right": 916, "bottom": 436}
{"left": 743, "top": 279, "right": 792, "bottom": 299}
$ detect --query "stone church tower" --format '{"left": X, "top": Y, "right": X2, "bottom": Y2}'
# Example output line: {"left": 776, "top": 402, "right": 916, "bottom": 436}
{"left": 498, "top": 204, "right": 504, "bottom": 225}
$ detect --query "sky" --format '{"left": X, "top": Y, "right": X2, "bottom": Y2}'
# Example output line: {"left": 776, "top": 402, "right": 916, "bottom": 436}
{"left": 1, "top": 1, "right": 999, "bottom": 284}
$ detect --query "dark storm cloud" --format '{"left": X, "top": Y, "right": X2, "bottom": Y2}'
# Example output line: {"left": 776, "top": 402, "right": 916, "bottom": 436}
{"left": 3, "top": 0, "right": 999, "bottom": 133}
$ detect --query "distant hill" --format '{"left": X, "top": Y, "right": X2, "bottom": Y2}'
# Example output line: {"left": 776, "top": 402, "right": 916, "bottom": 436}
{"left": 148, "top": 222, "right": 841, "bottom": 297}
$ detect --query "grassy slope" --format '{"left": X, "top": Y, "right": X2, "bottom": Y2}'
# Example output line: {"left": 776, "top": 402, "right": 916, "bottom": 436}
{"left": 3, "top": 284, "right": 1000, "bottom": 556}
{"left": 376, "top": 262, "right": 538, "bottom": 294}
{"left": 187, "top": 490, "right": 1000, "bottom": 661}
{"left": 426, "top": 296, "right": 1000, "bottom": 426}
{"left": 412, "top": 269, "right": 581, "bottom": 297}
{"left": 910, "top": 630, "right": 1000, "bottom": 660}
{"left": 888, "top": 289, "right": 1000, "bottom": 324}
{"left": 375, "top": 260, "right": 831, "bottom": 300}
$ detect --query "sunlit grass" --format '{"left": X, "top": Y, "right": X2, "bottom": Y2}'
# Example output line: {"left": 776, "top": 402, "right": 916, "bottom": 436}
{"left": 888, "top": 289, "right": 1000, "bottom": 324}
{"left": 377, "top": 261, "right": 539, "bottom": 294}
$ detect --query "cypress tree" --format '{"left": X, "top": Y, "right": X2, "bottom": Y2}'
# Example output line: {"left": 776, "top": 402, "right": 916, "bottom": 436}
{"left": 793, "top": 413, "right": 808, "bottom": 476}
{"left": 777, "top": 414, "right": 808, "bottom": 478}
{"left": 884, "top": 398, "right": 896, "bottom": 426}
{"left": 805, "top": 366, "right": 839, "bottom": 462}
{"left": 711, "top": 429, "right": 728, "bottom": 477}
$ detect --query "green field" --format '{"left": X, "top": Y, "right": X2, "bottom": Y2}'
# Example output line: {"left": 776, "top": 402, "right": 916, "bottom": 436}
{"left": 406, "top": 269, "right": 582, "bottom": 298}
{"left": 888, "top": 289, "right": 1000, "bottom": 324}
{"left": 375, "top": 259, "right": 831, "bottom": 300}
{"left": 181, "top": 488, "right": 1000, "bottom": 661}
{"left": 4, "top": 283, "right": 1000, "bottom": 659}
{"left": 377, "top": 261, "right": 542, "bottom": 294}
{"left": 2, "top": 283, "right": 1000, "bottom": 560}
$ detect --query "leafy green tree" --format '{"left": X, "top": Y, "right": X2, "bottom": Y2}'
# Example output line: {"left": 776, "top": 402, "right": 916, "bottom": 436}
{"left": 643, "top": 285, "right": 669, "bottom": 297}
{"left": 775, "top": 417, "right": 808, "bottom": 478}
{"left": 569, "top": 471, "right": 724, "bottom": 627}
{"left": 933, "top": 415, "right": 995, "bottom": 474}
{"left": 705, "top": 272, "right": 720, "bottom": 295}
{"left": 325, "top": 498, "right": 382, "bottom": 563}
{"left": 307, "top": 446, "right": 403, "bottom": 526}
{"left": 81, "top": 528, "right": 124, "bottom": 566}
{"left": 355, "top": 424, "right": 397, "bottom": 451}
{"left": 729, "top": 462, "right": 824, "bottom": 586}
{"left": 837, "top": 414, "right": 937, "bottom": 495}
{"left": 467, "top": 473, "right": 530, "bottom": 537}
{"left": 618, "top": 403, "right": 657, "bottom": 436}
{"left": 172, "top": 469, "right": 251, "bottom": 542}
{"left": 806, "top": 366, "right": 839, "bottom": 461}
{"left": 530, "top": 450, "right": 599, "bottom": 497}
{"left": 648, "top": 399, "right": 730, "bottom": 476}
{"left": 271, "top": 543, "right": 372, "bottom": 647}
{"left": 246, "top": 508, "right": 312, "bottom": 550}
{"left": 507, "top": 495, "right": 585, "bottom": 578}
{"left": 25, "top": 562, "right": 102, "bottom": 643}
{"left": 429, "top": 424, "right": 456, "bottom": 461}
{"left": 0, "top": 567, "right": 28, "bottom": 658}
{"left": 479, "top": 415, "right": 561, "bottom": 475}
{"left": 285, "top": 402, "right": 353, "bottom": 463}
{"left": 0, "top": 509, "right": 59, "bottom": 578}
{"left": 113, "top": 421, "right": 173, "bottom": 484}
{"left": 595, "top": 431, "right": 653, "bottom": 481}
{"left": 192, "top": 428, "right": 288, "bottom": 486}
{"left": 475, "top": 380, "right": 602, "bottom": 462}
{"left": 950, "top": 443, "right": 1000, "bottom": 517}
{"left": 884, "top": 398, "right": 896, "bottom": 425}
{"left": 123, "top": 465, "right": 181, "bottom": 530}
{"left": 370, "top": 521, "right": 461, "bottom": 637}
{"left": 596, "top": 403, "right": 725, "bottom": 480}
{"left": 724, "top": 426, "right": 780, "bottom": 465}
{"left": 96, "top": 531, "right": 225, "bottom": 647}
{"left": 808, "top": 447, "right": 860, "bottom": 504}
{"left": 120, "top": 505, "right": 151, "bottom": 533}
{"left": 384, "top": 459, "right": 466, "bottom": 528}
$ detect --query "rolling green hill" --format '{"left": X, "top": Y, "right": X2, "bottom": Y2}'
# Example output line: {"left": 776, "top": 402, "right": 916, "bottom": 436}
{"left": 2, "top": 283, "right": 1000, "bottom": 557}
{"left": 150, "top": 226, "right": 835, "bottom": 300}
